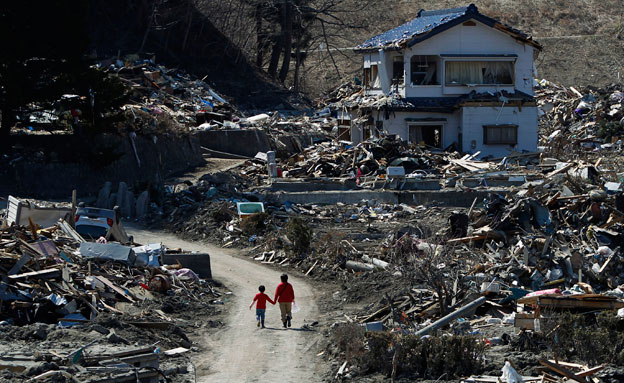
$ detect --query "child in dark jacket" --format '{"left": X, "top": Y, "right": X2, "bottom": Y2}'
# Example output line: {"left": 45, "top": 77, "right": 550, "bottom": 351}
{"left": 249, "top": 285, "right": 275, "bottom": 328}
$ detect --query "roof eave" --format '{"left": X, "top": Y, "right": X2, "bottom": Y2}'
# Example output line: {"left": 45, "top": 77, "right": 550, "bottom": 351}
{"left": 353, "top": 45, "right": 404, "bottom": 53}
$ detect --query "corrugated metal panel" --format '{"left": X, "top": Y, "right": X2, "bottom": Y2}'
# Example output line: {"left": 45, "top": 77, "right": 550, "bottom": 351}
{"left": 7, "top": 195, "right": 20, "bottom": 226}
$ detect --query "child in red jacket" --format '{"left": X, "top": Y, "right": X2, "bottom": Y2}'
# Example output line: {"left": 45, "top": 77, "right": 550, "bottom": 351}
{"left": 249, "top": 285, "right": 275, "bottom": 328}
{"left": 274, "top": 274, "right": 295, "bottom": 328}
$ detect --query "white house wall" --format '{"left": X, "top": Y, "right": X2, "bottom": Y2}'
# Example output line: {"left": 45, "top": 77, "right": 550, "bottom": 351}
{"left": 403, "top": 20, "right": 534, "bottom": 98}
{"left": 461, "top": 106, "right": 538, "bottom": 158}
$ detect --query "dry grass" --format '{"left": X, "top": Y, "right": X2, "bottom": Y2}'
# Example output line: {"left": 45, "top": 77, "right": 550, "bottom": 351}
{"left": 332, "top": 323, "right": 486, "bottom": 379}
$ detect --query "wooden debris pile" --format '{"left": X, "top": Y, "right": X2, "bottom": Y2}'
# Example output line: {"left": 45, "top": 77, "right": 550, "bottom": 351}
{"left": 0, "top": 216, "right": 221, "bottom": 382}
{"left": 537, "top": 80, "right": 624, "bottom": 160}
{"left": 463, "top": 359, "right": 606, "bottom": 383}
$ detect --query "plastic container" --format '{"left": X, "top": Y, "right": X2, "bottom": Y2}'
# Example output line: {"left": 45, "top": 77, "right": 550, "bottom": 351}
{"left": 525, "top": 288, "right": 561, "bottom": 298}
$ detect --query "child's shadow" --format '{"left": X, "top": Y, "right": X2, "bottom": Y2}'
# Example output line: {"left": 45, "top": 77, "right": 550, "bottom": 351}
{"left": 261, "top": 327, "right": 316, "bottom": 332}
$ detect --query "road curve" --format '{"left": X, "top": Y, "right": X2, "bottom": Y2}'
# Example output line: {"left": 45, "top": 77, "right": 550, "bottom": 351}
{"left": 127, "top": 227, "right": 323, "bottom": 382}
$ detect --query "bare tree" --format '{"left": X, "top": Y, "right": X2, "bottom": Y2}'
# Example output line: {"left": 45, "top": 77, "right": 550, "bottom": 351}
{"left": 196, "top": 0, "right": 374, "bottom": 92}
{"left": 388, "top": 234, "right": 462, "bottom": 316}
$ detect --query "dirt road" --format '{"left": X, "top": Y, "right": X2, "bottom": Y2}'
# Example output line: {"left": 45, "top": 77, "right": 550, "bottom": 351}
{"left": 128, "top": 227, "right": 324, "bottom": 382}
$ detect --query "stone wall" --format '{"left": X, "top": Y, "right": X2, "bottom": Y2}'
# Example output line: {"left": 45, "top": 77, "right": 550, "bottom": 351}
{"left": 2, "top": 133, "right": 203, "bottom": 199}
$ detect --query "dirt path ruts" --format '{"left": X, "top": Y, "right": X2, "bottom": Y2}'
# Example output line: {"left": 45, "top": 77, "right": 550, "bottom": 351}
{"left": 127, "top": 227, "right": 323, "bottom": 382}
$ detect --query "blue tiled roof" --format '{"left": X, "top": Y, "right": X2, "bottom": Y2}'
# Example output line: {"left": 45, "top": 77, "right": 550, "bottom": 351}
{"left": 356, "top": 4, "right": 538, "bottom": 51}
{"left": 358, "top": 6, "right": 471, "bottom": 50}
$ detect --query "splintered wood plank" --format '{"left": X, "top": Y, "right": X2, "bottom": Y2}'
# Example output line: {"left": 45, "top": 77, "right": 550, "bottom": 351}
{"left": 539, "top": 359, "right": 585, "bottom": 383}
{"left": 94, "top": 275, "right": 136, "bottom": 303}
{"left": 576, "top": 364, "right": 606, "bottom": 378}
{"left": 8, "top": 268, "right": 60, "bottom": 280}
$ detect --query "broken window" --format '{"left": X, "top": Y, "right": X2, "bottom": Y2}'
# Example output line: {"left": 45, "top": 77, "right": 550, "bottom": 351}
{"left": 410, "top": 55, "right": 438, "bottom": 85}
{"left": 445, "top": 61, "right": 514, "bottom": 85}
{"left": 392, "top": 56, "right": 404, "bottom": 85}
{"left": 363, "top": 67, "right": 371, "bottom": 87}
{"left": 409, "top": 125, "right": 442, "bottom": 148}
{"left": 483, "top": 124, "right": 518, "bottom": 145}
{"left": 371, "top": 65, "right": 381, "bottom": 89}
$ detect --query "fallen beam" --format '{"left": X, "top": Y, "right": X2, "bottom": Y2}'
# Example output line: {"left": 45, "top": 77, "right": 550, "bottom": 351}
{"left": 415, "top": 296, "right": 487, "bottom": 337}
{"left": 538, "top": 359, "right": 584, "bottom": 383}
{"left": 345, "top": 260, "right": 374, "bottom": 272}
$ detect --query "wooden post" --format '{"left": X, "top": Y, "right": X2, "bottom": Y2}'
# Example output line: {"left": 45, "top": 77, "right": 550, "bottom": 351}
{"left": 70, "top": 189, "right": 77, "bottom": 228}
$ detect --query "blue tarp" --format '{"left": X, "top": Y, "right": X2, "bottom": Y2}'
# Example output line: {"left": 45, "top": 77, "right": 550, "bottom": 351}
{"left": 79, "top": 242, "right": 136, "bottom": 265}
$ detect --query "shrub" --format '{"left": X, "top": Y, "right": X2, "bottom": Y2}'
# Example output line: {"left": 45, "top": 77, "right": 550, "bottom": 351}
{"left": 240, "top": 212, "right": 269, "bottom": 235}
{"left": 334, "top": 327, "right": 485, "bottom": 379}
{"left": 332, "top": 323, "right": 367, "bottom": 362}
{"left": 286, "top": 217, "right": 312, "bottom": 254}
{"left": 540, "top": 311, "right": 624, "bottom": 366}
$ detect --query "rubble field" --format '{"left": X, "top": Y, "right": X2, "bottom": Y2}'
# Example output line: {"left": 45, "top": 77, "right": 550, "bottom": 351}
{"left": 139, "top": 79, "right": 624, "bottom": 382}
{"left": 0, "top": 215, "right": 227, "bottom": 383}
{"left": 3, "top": 69, "right": 624, "bottom": 382}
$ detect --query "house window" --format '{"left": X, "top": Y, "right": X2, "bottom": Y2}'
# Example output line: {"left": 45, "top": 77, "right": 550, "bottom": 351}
{"left": 410, "top": 55, "right": 438, "bottom": 85}
{"left": 392, "top": 56, "right": 404, "bottom": 85}
{"left": 409, "top": 125, "right": 442, "bottom": 148}
{"left": 363, "top": 65, "right": 381, "bottom": 89}
{"left": 445, "top": 61, "right": 514, "bottom": 85}
{"left": 483, "top": 125, "right": 518, "bottom": 145}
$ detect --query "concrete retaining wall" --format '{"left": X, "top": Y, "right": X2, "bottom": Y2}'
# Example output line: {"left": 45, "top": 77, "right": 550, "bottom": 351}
{"left": 265, "top": 178, "right": 442, "bottom": 192}
{"left": 196, "top": 129, "right": 326, "bottom": 157}
{"left": 261, "top": 189, "right": 492, "bottom": 207}
{"left": 196, "top": 130, "right": 272, "bottom": 157}
{"left": 3, "top": 134, "right": 203, "bottom": 199}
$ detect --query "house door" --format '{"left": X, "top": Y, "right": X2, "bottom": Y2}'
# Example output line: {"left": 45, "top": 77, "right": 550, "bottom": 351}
{"left": 409, "top": 125, "right": 442, "bottom": 148}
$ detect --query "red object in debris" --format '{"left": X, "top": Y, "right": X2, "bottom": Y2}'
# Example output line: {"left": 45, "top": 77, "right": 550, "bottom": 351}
{"left": 590, "top": 202, "right": 602, "bottom": 220}
{"left": 140, "top": 283, "right": 150, "bottom": 290}
{"left": 277, "top": 168, "right": 283, "bottom": 178}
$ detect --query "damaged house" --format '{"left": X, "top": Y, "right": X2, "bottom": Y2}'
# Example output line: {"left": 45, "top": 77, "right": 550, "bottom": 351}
{"left": 350, "top": 4, "right": 542, "bottom": 158}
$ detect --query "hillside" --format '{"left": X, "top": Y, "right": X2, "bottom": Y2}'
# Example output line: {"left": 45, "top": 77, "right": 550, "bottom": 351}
{"left": 88, "top": 0, "right": 308, "bottom": 110}
{"left": 200, "top": 0, "right": 624, "bottom": 98}
{"left": 85, "top": 1, "right": 624, "bottom": 105}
